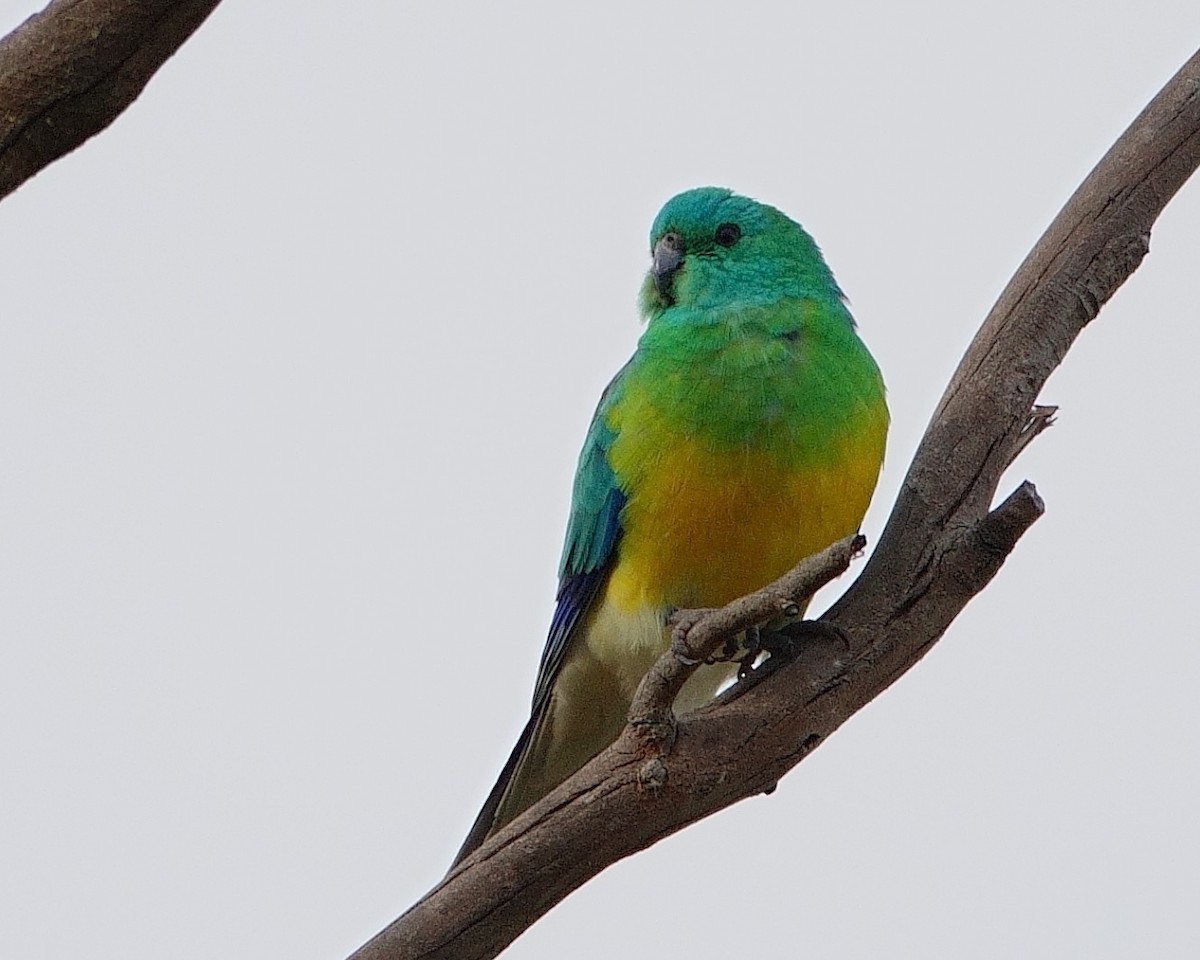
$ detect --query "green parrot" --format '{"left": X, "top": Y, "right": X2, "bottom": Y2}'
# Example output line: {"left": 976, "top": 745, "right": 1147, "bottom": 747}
{"left": 453, "top": 187, "right": 888, "bottom": 865}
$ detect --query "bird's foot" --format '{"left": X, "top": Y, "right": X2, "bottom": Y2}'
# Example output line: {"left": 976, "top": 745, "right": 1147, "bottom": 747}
{"left": 736, "top": 619, "right": 850, "bottom": 680}
{"left": 669, "top": 608, "right": 761, "bottom": 669}
{"left": 666, "top": 607, "right": 719, "bottom": 664}
{"left": 668, "top": 609, "right": 846, "bottom": 677}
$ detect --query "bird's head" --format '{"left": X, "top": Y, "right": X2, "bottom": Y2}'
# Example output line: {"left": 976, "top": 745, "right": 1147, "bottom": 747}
{"left": 638, "top": 187, "right": 843, "bottom": 318}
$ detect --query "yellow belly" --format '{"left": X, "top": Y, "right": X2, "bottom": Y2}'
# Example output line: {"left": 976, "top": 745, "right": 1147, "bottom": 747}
{"left": 605, "top": 429, "right": 886, "bottom": 613}
{"left": 569, "top": 413, "right": 886, "bottom": 708}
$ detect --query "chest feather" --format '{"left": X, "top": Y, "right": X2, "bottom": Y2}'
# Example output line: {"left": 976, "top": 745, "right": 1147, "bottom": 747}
{"left": 605, "top": 397, "right": 886, "bottom": 611}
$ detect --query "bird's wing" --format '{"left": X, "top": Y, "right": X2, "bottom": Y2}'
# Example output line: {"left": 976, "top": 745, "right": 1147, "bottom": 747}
{"left": 529, "top": 366, "right": 629, "bottom": 717}
{"left": 450, "top": 365, "right": 629, "bottom": 868}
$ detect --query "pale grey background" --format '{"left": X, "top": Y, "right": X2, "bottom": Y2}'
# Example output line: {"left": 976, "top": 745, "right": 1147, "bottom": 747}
{"left": 1, "top": 3, "right": 1198, "bottom": 958}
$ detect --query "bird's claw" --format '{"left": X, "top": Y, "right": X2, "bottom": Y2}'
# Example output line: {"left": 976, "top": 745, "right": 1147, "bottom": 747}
{"left": 735, "top": 619, "right": 850, "bottom": 679}
{"left": 788, "top": 619, "right": 851, "bottom": 651}
{"left": 735, "top": 625, "right": 764, "bottom": 680}
{"left": 668, "top": 608, "right": 848, "bottom": 676}
{"left": 667, "top": 607, "right": 718, "bottom": 664}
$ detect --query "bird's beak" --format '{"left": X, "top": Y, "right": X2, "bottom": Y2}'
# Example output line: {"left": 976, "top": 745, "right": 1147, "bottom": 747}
{"left": 652, "top": 232, "right": 685, "bottom": 298}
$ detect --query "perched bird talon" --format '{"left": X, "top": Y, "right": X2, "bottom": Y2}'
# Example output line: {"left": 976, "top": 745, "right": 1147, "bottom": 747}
{"left": 451, "top": 188, "right": 887, "bottom": 869}
{"left": 789, "top": 619, "right": 852, "bottom": 651}
{"left": 734, "top": 619, "right": 851, "bottom": 684}
{"left": 668, "top": 607, "right": 722, "bottom": 661}
{"left": 778, "top": 599, "right": 802, "bottom": 619}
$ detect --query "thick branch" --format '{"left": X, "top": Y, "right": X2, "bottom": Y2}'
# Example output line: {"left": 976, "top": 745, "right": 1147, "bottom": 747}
{"left": 350, "top": 49, "right": 1200, "bottom": 960}
{"left": 0, "top": 0, "right": 222, "bottom": 201}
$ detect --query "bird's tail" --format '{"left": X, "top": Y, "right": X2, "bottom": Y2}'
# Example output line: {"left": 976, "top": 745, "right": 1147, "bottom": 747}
{"left": 451, "top": 716, "right": 534, "bottom": 868}
{"left": 448, "top": 702, "right": 557, "bottom": 869}
{"left": 450, "top": 670, "right": 629, "bottom": 870}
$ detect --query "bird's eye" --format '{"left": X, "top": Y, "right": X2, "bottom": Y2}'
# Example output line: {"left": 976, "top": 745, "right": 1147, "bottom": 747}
{"left": 714, "top": 222, "right": 742, "bottom": 247}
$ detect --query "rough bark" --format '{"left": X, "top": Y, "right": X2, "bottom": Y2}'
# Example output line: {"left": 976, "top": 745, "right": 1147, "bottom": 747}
{"left": 0, "top": 0, "right": 222, "bottom": 201}
{"left": 348, "top": 48, "right": 1200, "bottom": 960}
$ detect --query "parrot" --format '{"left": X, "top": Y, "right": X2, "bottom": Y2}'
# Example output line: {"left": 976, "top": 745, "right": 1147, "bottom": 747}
{"left": 452, "top": 187, "right": 888, "bottom": 866}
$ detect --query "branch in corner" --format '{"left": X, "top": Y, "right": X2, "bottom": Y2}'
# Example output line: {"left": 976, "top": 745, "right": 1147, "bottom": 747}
{"left": 0, "top": 0, "right": 224, "bottom": 201}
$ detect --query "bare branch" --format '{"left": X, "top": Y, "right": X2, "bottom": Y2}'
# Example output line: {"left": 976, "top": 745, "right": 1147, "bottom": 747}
{"left": 348, "top": 48, "right": 1200, "bottom": 960}
{"left": 0, "top": 0, "right": 222, "bottom": 201}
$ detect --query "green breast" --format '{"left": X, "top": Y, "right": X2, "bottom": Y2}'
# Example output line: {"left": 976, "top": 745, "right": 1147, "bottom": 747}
{"left": 623, "top": 297, "right": 886, "bottom": 468}
{"left": 601, "top": 296, "right": 887, "bottom": 611}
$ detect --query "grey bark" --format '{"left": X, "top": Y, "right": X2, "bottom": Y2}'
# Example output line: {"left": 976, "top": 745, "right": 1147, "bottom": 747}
{"left": 0, "top": 0, "right": 222, "bottom": 201}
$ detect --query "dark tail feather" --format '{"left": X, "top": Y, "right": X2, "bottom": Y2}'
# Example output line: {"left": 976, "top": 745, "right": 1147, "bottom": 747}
{"left": 449, "top": 712, "right": 541, "bottom": 870}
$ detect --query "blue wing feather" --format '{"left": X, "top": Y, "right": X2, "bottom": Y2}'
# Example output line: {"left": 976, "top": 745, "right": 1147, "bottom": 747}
{"left": 450, "top": 366, "right": 630, "bottom": 868}
{"left": 529, "top": 366, "right": 629, "bottom": 715}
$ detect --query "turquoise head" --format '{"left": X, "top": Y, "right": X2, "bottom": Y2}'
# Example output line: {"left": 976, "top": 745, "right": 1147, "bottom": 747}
{"left": 639, "top": 187, "right": 845, "bottom": 318}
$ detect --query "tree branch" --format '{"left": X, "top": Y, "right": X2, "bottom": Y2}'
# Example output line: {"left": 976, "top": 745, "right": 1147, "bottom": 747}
{"left": 628, "top": 532, "right": 864, "bottom": 734}
{"left": 348, "top": 49, "right": 1200, "bottom": 960}
{"left": 0, "top": 0, "right": 222, "bottom": 202}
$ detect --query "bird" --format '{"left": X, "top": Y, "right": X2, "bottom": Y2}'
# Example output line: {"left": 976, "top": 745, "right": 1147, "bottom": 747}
{"left": 452, "top": 187, "right": 888, "bottom": 866}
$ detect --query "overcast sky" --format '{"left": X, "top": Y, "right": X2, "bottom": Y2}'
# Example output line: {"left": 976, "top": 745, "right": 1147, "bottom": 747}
{"left": 1, "top": 3, "right": 1198, "bottom": 958}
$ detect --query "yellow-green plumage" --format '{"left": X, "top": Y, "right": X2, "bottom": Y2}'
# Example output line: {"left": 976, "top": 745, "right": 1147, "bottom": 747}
{"left": 452, "top": 188, "right": 887, "bottom": 866}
